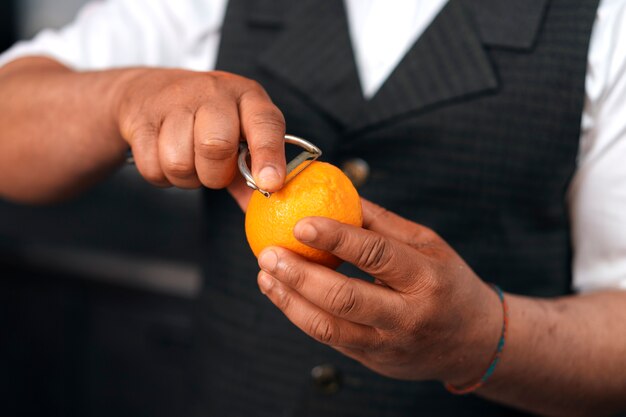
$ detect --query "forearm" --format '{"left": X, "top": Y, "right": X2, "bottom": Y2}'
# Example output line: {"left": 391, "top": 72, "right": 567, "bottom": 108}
{"left": 0, "top": 57, "right": 132, "bottom": 203}
{"left": 476, "top": 290, "right": 626, "bottom": 417}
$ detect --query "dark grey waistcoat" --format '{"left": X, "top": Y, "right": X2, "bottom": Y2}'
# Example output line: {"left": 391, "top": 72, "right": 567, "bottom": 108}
{"left": 194, "top": 0, "right": 600, "bottom": 415}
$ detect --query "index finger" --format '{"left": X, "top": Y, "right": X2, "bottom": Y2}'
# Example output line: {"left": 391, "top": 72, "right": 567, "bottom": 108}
{"left": 361, "top": 199, "right": 440, "bottom": 249}
{"left": 258, "top": 246, "right": 404, "bottom": 329}
{"left": 238, "top": 86, "right": 286, "bottom": 192}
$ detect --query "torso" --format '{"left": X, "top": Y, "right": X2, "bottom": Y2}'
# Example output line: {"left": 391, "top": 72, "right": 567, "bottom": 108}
{"left": 194, "top": 0, "right": 600, "bottom": 415}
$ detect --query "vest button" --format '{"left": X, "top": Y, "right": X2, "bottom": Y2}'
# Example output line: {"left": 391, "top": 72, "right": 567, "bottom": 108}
{"left": 341, "top": 158, "right": 370, "bottom": 188}
{"left": 311, "top": 364, "right": 342, "bottom": 394}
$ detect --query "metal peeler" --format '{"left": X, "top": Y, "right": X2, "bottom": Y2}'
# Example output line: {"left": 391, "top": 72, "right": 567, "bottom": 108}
{"left": 238, "top": 134, "right": 322, "bottom": 198}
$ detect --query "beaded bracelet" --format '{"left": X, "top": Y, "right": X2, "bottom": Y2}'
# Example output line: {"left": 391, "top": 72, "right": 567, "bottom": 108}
{"left": 444, "top": 284, "right": 508, "bottom": 395}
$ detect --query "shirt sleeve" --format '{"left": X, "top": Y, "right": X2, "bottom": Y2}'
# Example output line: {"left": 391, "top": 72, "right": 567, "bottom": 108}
{"left": 569, "top": 0, "right": 626, "bottom": 292}
{"left": 0, "top": 0, "right": 228, "bottom": 71}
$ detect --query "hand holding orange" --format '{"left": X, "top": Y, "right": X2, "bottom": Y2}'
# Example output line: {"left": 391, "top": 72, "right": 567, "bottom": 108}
{"left": 245, "top": 161, "right": 362, "bottom": 268}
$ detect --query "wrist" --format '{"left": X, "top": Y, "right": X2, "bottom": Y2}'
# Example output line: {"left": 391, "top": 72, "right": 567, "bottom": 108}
{"left": 107, "top": 67, "right": 157, "bottom": 143}
{"left": 440, "top": 281, "right": 505, "bottom": 387}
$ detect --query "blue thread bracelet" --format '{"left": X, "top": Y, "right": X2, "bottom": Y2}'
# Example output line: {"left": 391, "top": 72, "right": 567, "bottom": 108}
{"left": 444, "top": 284, "right": 508, "bottom": 395}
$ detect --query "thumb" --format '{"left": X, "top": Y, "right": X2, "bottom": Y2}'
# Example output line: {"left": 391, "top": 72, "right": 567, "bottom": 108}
{"left": 293, "top": 216, "right": 427, "bottom": 291}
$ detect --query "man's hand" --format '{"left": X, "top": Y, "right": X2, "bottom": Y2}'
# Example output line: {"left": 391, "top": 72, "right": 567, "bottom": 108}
{"left": 115, "top": 69, "right": 286, "bottom": 192}
{"left": 255, "top": 199, "right": 502, "bottom": 384}
{"left": 256, "top": 199, "right": 626, "bottom": 416}
{"left": 0, "top": 58, "right": 284, "bottom": 203}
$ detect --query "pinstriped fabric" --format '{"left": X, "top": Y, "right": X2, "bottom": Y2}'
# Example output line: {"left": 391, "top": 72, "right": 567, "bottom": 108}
{"left": 195, "top": 0, "right": 601, "bottom": 416}
{"left": 359, "top": 0, "right": 498, "bottom": 129}
{"left": 258, "top": 0, "right": 364, "bottom": 126}
{"left": 463, "top": 0, "right": 548, "bottom": 48}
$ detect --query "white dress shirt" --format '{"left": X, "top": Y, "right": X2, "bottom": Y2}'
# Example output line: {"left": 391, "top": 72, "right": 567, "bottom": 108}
{"left": 1, "top": 0, "right": 625, "bottom": 293}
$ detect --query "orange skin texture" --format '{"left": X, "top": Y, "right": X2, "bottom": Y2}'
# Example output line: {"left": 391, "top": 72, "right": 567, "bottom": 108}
{"left": 245, "top": 161, "right": 363, "bottom": 268}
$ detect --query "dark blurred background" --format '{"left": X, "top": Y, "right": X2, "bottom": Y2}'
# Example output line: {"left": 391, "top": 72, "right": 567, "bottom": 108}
{"left": 0, "top": 2, "right": 204, "bottom": 416}
{"left": 0, "top": 1, "right": 16, "bottom": 52}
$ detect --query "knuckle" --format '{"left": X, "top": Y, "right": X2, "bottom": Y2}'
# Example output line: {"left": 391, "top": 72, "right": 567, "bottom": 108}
{"left": 201, "top": 72, "right": 221, "bottom": 90}
{"left": 421, "top": 226, "right": 438, "bottom": 239}
{"left": 195, "top": 136, "right": 237, "bottom": 161}
{"left": 423, "top": 273, "right": 446, "bottom": 299}
{"left": 272, "top": 283, "right": 292, "bottom": 311}
{"left": 406, "top": 225, "right": 442, "bottom": 252}
{"left": 160, "top": 81, "right": 189, "bottom": 105}
{"left": 159, "top": 79, "right": 187, "bottom": 103}
{"left": 415, "top": 226, "right": 439, "bottom": 245}
{"left": 216, "top": 71, "right": 267, "bottom": 88}
{"left": 195, "top": 102, "right": 230, "bottom": 122}
{"left": 330, "top": 229, "right": 352, "bottom": 253}
{"left": 140, "top": 166, "right": 168, "bottom": 186}
{"left": 248, "top": 109, "right": 286, "bottom": 133}
{"left": 412, "top": 297, "right": 438, "bottom": 331}
{"left": 390, "top": 303, "right": 419, "bottom": 335}
{"left": 249, "top": 142, "right": 282, "bottom": 156}
{"left": 358, "top": 236, "right": 392, "bottom": 271}
{"left": 406, "top": 261, "right": 445, "bottom": 299}
{"left": 162, "top": 158, "right": 195, "bottom": 178}
{"left": 325, "top": 280, "right": 358, "bottom": 317}
{"left": 377, "top": 207, "right": 393, "bottom": 221}
{"left": 366, "top": 206, "right": 391, "bottom": 229}
{"left": 282, "top": 261, "right": 306, "bottom": 290}
{"left": 241, "top": 77, "right": 266, "bottom": 93}
{"left": 407, "top": 230, "right": 426, "bottom": 249}
{"left": 242, "top": 77, "right": 261, "bottom": 90}
{"left": 129, "top": 121, "right": 159, "bottom": 144}
{"left": 307, "top": 312, "right": 336, "bottom": 345}
{"left": 369, "top": 330, "right": 387, "bottom": 352}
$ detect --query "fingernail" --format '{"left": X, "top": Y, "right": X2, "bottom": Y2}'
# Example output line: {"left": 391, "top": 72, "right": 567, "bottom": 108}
{"left": 294, "top": 222, "right": 318, "bottom": 242}
{"left": 258, "top": 272, "right": 274, "bottom": 294}
{"left": 259, "top": 249, "right": 278, "bottom": 272}
{"left": 258, "top": 166, "right": 280, "bottom": 189}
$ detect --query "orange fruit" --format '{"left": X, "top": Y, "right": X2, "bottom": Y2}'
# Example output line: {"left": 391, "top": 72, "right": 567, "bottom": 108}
{"left": 245, "top": 161, "right": 362, "bottom": 268}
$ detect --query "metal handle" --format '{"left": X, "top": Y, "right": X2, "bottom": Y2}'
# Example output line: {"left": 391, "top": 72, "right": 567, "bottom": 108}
{"left": 238, "top": 134, "right": 322, "bottom": 197}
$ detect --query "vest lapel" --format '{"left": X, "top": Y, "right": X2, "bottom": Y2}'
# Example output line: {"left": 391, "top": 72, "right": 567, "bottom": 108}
{"left": 356, "top": 0, "right": 499, "bottom": 130}
{"left": 463, "top": 0, "right": 549, "bottom": 49}
{"left": 258, "top": 0, "right": 364, "bottom": 127}
{"left": 255, "top": 0, "right": 548, "bottom": 131}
